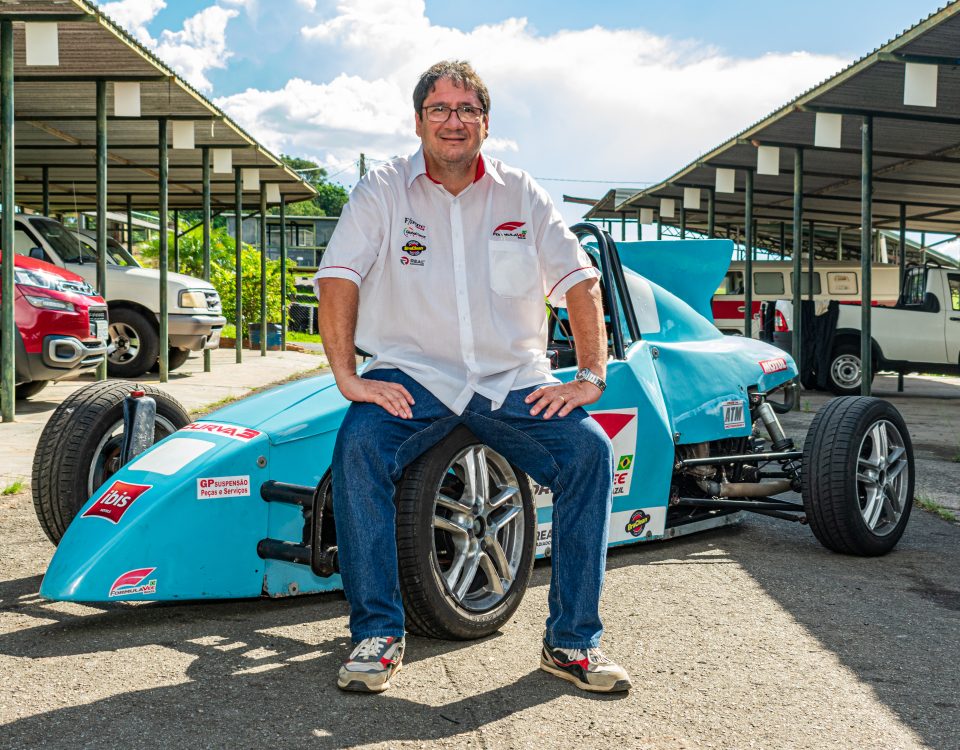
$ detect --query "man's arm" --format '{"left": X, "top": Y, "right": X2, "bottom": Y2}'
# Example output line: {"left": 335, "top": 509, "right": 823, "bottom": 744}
{"left": 525, "top": 277, "right": 606, "bottom": 419}
{"left": 317, "top": 278, "right": 414, "bottom": 419}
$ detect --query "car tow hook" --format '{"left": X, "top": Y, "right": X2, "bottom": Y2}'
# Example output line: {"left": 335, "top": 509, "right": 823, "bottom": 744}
{"left": 119, "top": 389, "right": 157, "bottom": 466}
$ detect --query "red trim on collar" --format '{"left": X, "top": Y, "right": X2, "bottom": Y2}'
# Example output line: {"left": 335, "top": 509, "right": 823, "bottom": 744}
{"left": 424, "top": 154, "right": 485, "bottom": 184}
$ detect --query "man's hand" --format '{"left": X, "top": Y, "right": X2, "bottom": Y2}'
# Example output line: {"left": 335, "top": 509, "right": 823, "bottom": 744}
{"left": 525, "top": 380, "right": 601, "bottom": 420}
{"left": 339, "top": 373, "right": 415, "bottom": 419}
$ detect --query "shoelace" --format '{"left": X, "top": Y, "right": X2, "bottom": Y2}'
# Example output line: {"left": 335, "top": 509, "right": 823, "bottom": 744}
{"left": 557, "top": 646, "right": 611, "bottom": 665}
{"left": 351, "top": 637, "right": 390, "bottom": 660}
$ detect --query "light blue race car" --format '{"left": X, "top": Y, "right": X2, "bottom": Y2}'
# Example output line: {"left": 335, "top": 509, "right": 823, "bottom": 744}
{"left": 32, "top": 225, "right": 915, "bottom": 640}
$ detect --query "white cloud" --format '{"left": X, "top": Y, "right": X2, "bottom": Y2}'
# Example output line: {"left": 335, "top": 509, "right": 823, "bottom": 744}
{"left": 101, "top": 1, "right": 238, "bottom": 93}
{"left": 216, "top": 0, "right": 847, "bottom": 216}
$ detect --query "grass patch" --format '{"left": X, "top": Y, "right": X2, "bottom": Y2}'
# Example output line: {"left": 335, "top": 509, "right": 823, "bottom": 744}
{"left": 2, "top": 480, "right": 24, "bottom": 495}
{"left": 286, "top": 331, "right": 322, "bottom": 345}
{"left": 915, "top": 494, "right": 958, "bottom": 523}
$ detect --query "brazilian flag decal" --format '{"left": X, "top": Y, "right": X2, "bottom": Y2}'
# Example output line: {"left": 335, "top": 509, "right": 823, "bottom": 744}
{"left": 617, "top": 454, "right": 633, "bottom": 471}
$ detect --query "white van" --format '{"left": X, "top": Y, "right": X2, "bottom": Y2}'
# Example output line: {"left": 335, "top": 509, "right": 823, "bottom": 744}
{"left": 712, "top": 260, "right": 901, "bottom": 335}
{"left": 13, "top": 214, "right": 225, "bottom": 377}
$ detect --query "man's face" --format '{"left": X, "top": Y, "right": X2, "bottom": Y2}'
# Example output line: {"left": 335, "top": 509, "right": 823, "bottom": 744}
{"left": 415, "top": 77, "right": 488, "bottom": 170}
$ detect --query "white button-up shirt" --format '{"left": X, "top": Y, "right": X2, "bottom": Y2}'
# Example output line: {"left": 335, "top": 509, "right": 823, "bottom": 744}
{"left": 313, "top": 148, "right": 598, "bottom": 414}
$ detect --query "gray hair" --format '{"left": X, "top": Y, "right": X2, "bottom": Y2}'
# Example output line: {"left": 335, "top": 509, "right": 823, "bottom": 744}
{"left": 413, "top": 60, "right": 490, "bottom": 115}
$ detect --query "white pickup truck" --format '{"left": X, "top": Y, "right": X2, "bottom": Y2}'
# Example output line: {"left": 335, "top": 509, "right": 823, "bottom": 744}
{"left": 12, "top": 214, "right": 225, "bottom": 378}
{"left": 775, "top": 264, "right": 960, "bottom": 394}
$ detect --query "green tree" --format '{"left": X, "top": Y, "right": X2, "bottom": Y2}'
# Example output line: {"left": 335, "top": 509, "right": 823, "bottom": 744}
{"left": 140, "top": 225, "right": 292, "bottom": 338}
{"left": 276, "top": 154, "right": 349, "bottom": 217}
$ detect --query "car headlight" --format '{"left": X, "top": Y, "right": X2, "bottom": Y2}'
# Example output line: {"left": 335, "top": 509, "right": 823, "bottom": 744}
{"left": 14, "top": 267, "right": 95, "bottom": 296}
{"left": 179, "top": 290, "right": 208, "bottom": 309}
{"left": 23, "top": 294, "right": 76, "bottom": 312}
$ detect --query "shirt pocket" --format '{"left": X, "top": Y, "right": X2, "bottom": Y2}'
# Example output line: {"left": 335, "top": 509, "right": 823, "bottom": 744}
{"left": 488, "top": 242, "right": 541, "bottom": 299}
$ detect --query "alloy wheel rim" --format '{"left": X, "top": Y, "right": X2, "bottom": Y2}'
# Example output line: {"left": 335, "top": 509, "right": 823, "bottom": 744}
{"left": 108, "top": 322, "right": 141, "bottom": 364}
{"left": 432, "top": 445, "right": 526, "bottom": 612}
{"left": 855, "top": 419, "right": 909, "bottom": 536}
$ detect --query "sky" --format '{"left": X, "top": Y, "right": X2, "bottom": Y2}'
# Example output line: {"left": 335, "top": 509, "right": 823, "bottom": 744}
{"left": 98, "top": 0, "right": 952, "bottom": 237}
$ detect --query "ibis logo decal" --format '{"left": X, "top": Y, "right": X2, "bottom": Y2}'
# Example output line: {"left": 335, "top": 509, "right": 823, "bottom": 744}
{"left": 109, "top": 567, "right": 157, "bottom": 598}
{"left": 81, "top": 480, "right": 152, "bottom": 525}
{"left": 589, "top": 408, "right": 639, "bottom": 496}
{"left": 492, "top": 221, "right": 528, "bottom": 240}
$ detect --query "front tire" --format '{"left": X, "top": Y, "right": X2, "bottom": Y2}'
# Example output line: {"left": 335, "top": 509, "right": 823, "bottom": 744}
{"left": 107, "top": 308, "right": 160, "bottom": 378}
{"left": 802, "top": 396, "right": 914, "bottom": 556}
{"left": 396, "top": 426, "right": 536, "bottom": 640}
{"left": 32, "top": 380, "right": 190, "bottom": 545}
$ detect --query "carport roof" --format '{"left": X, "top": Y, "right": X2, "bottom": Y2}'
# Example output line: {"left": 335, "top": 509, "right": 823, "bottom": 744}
{"left": 589, "top": 1, "right": 960, "bottom": 255}
{"left": 0, "top": 0, "right": 317, "bottom": 212}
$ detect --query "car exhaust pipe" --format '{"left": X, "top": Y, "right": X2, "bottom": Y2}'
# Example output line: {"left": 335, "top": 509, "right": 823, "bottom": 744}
{"left": 696, "top": 478, "right": 793, "bottom": 498}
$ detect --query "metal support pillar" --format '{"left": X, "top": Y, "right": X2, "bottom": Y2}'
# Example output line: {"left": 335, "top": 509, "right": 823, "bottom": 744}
{"left": 620, "top": 213, "right": 626, "bottom": 241}
{"left": 158, "top": 118, "right": 169, "bottom": 382}
{"left": 202, "top": 147, "right": 212, "bottom": 372}
{"left": 779, "top": 222, "right": 786, "bottom": 259}
{"left": 636, "top": 210, "right": 642, "bottom": 240}
{"left": 706, "top": 188, "right": 715, "bottom": 238}
{"left": 679, "top": 206, "right": 686, "bottom": 239}
{"left": 744, "top": 170, "right": 754, "bottom": 338}
{"left": 234, "top": 168, "right": 243, "bottom": 363}
{"left": 280, "top": 199, "right": 287, "bottom": 350}
{"left": 836, "top": 226, "right": 843, "bottom": 261}
{"left": 898, "top": 203, "right": 906, "bottom": 392}
{"left": 42, "top": 166, "right": 50, "bottom": 216}
{"left": 656, "top": 220, "right": 662, "bottom": 240}
{"left": 173, "top": 209, "right": 179, "bottom": 272}
{"left": 791, "top": 148, "right": 804, "bottom": 391}
{"left": 259, "top": 187, "right": 267, "bottom": 357}
{"left": 807, "top": 220, "right": 815, "bottom": 302}
{"left": 95, "top": 79, "right": 108, "bottom": 380}
{"left": 860, "top": 116, "right": 873, "bottom": 397}
{"left": 1, "top": 21, "right": 14, "bottom": 421}
{"left": 126, "top": 194, "right": 133, "bottom": 249}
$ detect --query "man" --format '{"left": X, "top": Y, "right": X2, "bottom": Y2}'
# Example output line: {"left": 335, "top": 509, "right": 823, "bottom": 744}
{"left": 315, "top": 60, "right": 630, "bottom": 694}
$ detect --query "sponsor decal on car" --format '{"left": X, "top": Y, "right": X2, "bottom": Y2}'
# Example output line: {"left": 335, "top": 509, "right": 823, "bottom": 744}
{"left": 625, "top": 509, "right": 651, "bottom": 537}
{"left": 197, "top": 475, "right": 251, "bottom": 499}
{"left": 589, "top": 408, "right": 639, "bottom": 496}
{"left": 759, "top": 357, "right": 788, "bottom": 374}
{"left": 535, "top": 525, "right": 552, "bottom": 555}
{"left": 109, "top": 567, "right": 157, "bottom": 598}
{"left": 722, "top": 400, "right": 746, "bottom": 429}
{"left": 81, "top": 480, "right": 152, "bottom": 524}
{"left": 492, "top": 221, "right": 528, "bottom": 240}
{"left": 180, "top": 422, "right": 262, "bottom": 442}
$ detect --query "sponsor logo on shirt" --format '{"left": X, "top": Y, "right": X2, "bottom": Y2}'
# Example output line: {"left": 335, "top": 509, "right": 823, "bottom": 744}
{"left": 402, "top": 240, "right": 426, "bottom": 256}
{"left": 81, "top": 480, "right": 152, "bottom": 524}
{"left": 492, "top": 221, "right": 528, "bottom": 240}
{"left": 109, "top": 567, "right": 157, "bottom": 597}
{"left": 404, "top": 217, "right": 426, "bottom": 232}
{"left": 403, "top": 227, "right": 426, "bottom": 239}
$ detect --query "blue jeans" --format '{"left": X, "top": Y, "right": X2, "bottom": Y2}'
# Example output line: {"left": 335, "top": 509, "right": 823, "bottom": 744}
{"left": 331, "top": 368, "right": 614, "bottom": 649}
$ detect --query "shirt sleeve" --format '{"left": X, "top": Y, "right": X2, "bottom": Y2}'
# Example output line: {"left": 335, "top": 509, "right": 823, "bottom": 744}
{"left": 529, "top": 178, "right": 600, "bottom": 307}
{"left": 313, "top": 177, "right": 386, "bottom": 297}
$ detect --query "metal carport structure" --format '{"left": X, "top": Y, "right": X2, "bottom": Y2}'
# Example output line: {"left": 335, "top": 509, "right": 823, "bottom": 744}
{"left": 589, "top": 1, "right": 960, "bottom": 396}
{"left": 0, "top": 0, "right": 317, "bottom": 421}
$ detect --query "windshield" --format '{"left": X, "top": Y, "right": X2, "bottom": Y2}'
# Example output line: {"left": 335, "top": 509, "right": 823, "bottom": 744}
{"left": 73, "top": 232, "right": 140, "bottom": 267}
{"left": 32, "top": 218, "right": 97, "bottom": 264}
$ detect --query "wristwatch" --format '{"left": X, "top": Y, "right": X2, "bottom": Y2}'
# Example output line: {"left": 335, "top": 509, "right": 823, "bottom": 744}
{"left": 575, "top": 367, "right": 606, "bottom": 393}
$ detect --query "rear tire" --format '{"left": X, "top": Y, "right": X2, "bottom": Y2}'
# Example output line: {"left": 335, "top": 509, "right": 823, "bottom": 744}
{"left": 32, "top": 380, "right": 190, "bottom": 545}
{"left": 802, "top": 396, "right": 914, "bottom": 556}
{"left": 107, "top": 308, "right": 160, "bottom": 379}
{"left": 149, "top": 347, "right": 191, "bottom": 373}
{"left": 827, "top": 342, "right": 874, "bottom": 396}
{"left": 396, "top": 426, "right": 536, "bottom": 640}
{"left": 15, "top": 380, "right": 48, "bottom": 400}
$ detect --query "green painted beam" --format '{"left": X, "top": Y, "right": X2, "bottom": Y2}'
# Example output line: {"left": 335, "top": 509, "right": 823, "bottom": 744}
{"left": 234, "top": 168, "right": 243, "bottom": 364}
{"left": 202, "top": 147, "right": 212, "bottom": 373}
{"left": 860, "top": 117, "right": 874, "bottom": 397}
{"left": 158, "top": 118, "right": 169, "bottom": 382}
{"left": 259, "top": 188, "right": 267, "bottom": 357}
{"left": 0, "top": 21, "right": 14, "bottom": 422}
{"left": 95, "top": 79, "right": 107, "bottom": 381}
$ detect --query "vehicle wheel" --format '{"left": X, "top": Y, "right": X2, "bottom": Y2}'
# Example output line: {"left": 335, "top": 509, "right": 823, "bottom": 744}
{"left": 396, "top": 426, "right": 536, "bottom": 640}
{"left": 15, "top": 380, "right": 48, "bottom": 400}
{"left": 827, "top": 342, "right": 874, "bottom": 396}
{"left": 31, "top": 380, "right": 190, "bottom": 545}
{"left": 149, "top": 347, "right": 191, "bottom": 373}
{"left": 107, "top": 308, "right": 160, "bottom": 378}
{"left": 802, "top": 396, "right": 914, "bottom": 556}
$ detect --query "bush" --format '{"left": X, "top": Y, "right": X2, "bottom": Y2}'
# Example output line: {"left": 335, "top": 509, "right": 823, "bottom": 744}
{"left": 140, "top": 225, "right": 293, "bottom": 338}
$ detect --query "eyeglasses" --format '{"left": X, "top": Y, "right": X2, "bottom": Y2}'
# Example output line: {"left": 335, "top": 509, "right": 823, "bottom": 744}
{"left": 421, "top": 104, "right": 485, "bottom": 124}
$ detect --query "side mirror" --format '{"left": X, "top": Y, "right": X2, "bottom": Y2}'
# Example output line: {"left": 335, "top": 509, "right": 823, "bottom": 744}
{"left": 29, "top": 247, "right": 45, "bottom": 261}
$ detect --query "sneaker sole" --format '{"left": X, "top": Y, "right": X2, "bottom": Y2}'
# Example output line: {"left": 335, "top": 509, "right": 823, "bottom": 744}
{"left": 539, "top": 659, "right": 631, "bottom": 693}
{"left": 337, "top": 663, "right": 402, "bottom": 693}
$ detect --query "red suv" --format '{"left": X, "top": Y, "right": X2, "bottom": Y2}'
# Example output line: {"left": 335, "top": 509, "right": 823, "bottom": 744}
{"left": 3, "top": 253, "right": 109, "bottom": 400}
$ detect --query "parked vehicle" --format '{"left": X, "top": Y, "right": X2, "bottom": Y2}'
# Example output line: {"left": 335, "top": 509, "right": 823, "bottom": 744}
{"left": 712, "top": 260, "right": 900, "bottom": 336}
{"left": 10, "top": 214, "right": 225, "bottom": 377}
{"left": 774, "top": 263, "right": 960, "bottom": 394}
{"left": 2, "top": 252, "right": 108, "bottom": 399}
{"left": 33, "top": 229, "right": 914, "bottom": 644}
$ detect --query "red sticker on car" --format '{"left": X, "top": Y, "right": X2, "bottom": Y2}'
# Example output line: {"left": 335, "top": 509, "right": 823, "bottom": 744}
{"left": 759, "top": 357, "right": 788, "bottom": 374}
{"left": 81, "top": 480, "right": 152, "bottom": 524}
{"left": 180, "top": 422, "right": 262, "bottom": 442}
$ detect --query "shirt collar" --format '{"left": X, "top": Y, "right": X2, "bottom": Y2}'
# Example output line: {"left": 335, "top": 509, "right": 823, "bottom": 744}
{"left": 407, "top": 147, "right": 504, "bottom": 188}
